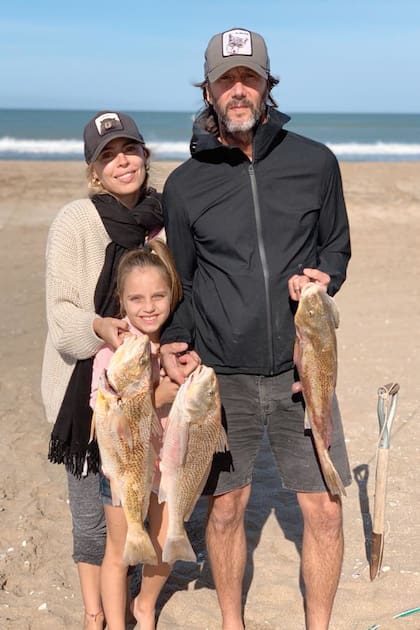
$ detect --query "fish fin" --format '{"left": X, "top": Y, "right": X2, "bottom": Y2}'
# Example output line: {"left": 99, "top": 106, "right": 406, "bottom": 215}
{"left": 89, "top": 415, "right": 96, "bottom": 444}
{"left": 293, "top": 336, "right": 301, "bottom": 368}
{"left": 123, "top": 522, "right": 158, "bottom": 566}
{"left": 329, "top": 297, "right": 340, "bottom": 329}
{"left": 108, "top": 403, "right": 134, "bottom": 449}
{"left": 158, "top": 460, "right": 177, "bottom": 505}
{"left": 151, "top": 411, "right": 163, "bottom": 439}
{"left": 215, "top": 426, "right": 229, "bottom": 453}
{"left": 157, "top": 484, "right": 167, "bottom": 505}
{"left": 122, "top": 379, "right": 142, "bottom": 398}
{"left": 160, "top": 418, "right": 189, "bottom": 468}
{"left": 162, "top": 533, "right": 196, "bottom": 564}
{"left": 318, "top": 449, "right": 346, "bottom": 497}
{"left": 304, "top": 408, "right": 312, "bottom": 431}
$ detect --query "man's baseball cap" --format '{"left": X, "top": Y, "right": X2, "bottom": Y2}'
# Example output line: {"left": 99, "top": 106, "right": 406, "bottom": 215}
{"left": 83, "top": 111, "right": 145, "bottom": 164}
{"left": 204, "top": 28, "right": 270, "bottom": 83}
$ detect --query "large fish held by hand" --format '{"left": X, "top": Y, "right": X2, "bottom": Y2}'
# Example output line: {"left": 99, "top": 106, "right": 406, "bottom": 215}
{"left": 294, "top": 283, "right": 346, "bottom": 497}
{"left": 91, "top": 334, "right": 162, "bottom": 565}
{"left": 158, "top": 365, "right": 228, "bottom": 564}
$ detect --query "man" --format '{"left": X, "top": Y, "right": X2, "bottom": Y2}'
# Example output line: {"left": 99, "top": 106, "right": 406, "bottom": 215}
{"left": 160, "top": 27, "right": 351, "bottom": 630}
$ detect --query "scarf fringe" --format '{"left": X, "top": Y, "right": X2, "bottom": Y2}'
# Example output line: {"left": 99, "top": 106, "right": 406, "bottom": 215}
{"left": 48, "top": 436, "right": 100, "bottom": 478}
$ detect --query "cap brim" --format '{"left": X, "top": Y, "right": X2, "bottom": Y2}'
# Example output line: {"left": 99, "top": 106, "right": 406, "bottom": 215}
{"left": 88, "top": 132, "right": 144, "bottom": 164}
{"left": 207, "top": 57, "right": 268, "bottom": 83}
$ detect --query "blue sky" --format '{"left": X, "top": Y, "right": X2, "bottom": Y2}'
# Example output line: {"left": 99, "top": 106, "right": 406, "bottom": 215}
{"left": 1, "top": 0, "right": 419, "bottom": 113}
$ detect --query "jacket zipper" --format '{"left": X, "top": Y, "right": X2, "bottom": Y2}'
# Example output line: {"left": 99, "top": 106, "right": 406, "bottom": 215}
{"left": 248, "top": 163, "right": 275, "bottom": 374}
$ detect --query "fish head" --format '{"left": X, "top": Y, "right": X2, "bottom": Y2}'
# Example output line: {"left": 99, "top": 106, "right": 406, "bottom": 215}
{"left": 106, "top": 333, "right": 151, "bottom": 393}
{"left": 295, "top": 283, "right": 339, "bottom": 340}
{"left": 182, "top": 365, "right": 221, "bottom": 425}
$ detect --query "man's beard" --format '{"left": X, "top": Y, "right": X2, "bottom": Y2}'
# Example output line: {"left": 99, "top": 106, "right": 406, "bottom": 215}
{"left": 218, "top": 98, "right": 265, "bottom": 134}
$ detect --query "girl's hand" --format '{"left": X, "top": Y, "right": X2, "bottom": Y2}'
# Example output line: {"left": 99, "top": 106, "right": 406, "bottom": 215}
{"left": 154, "top": 376, "right": 179, "bottom": 409}
{"left": 93, "top": 317, "right": 129, "bottom": 350}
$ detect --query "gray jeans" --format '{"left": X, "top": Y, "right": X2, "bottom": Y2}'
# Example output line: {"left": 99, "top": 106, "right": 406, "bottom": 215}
{"left": 66, "top": 469, "right": 106, "bottom": 565}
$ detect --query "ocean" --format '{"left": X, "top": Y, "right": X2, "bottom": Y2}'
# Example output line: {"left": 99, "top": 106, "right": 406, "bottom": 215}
{"left": 0, "top": 109, "right": 419, "bottom": 162}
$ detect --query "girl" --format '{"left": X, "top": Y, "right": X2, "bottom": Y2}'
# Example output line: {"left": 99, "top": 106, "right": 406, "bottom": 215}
{"left": 90, "top": 240, "right": 198, "bottom": 630}
{"left": 42, "top": 111, "right": 164, "bottom": 629}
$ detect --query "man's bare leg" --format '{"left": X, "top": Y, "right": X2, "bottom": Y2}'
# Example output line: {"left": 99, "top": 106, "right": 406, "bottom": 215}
{"left": 297, "top": 492, "right": 343, "bottom": 630}
{"left": 206, "top": 485, "right": 251, "bottom": 630}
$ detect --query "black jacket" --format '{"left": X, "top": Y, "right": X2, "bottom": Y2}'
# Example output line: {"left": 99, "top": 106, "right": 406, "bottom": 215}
{"left": 161, "top": 108, "right": 351, "bottom": 376}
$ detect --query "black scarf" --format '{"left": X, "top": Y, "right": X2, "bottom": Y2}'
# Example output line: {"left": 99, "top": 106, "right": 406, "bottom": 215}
{"left": 48, "top": 190, "right": 163, "bottom": 477}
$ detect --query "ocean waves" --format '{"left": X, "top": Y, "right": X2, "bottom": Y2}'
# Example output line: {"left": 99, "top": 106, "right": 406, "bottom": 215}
{"left": 0, "top": 137, "right": 191, "bottom": 161}
{"left": 0, "top": 136, "right": 419, "bottom": 161}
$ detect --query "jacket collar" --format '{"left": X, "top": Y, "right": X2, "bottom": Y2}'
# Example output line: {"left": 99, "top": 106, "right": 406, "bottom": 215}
{"left": 190, "top": 107, "right": 291, "bottom": 161}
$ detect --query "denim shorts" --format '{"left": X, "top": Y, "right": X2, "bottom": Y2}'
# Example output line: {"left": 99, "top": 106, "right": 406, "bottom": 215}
{"left": 202, "top": 369, "right": 351, "bottom": 496}
{"left": 99, "top": 471, "right": 118, "bottom": 506}
{"left": 99, "top": 469, "right": 159, "bottom": 506}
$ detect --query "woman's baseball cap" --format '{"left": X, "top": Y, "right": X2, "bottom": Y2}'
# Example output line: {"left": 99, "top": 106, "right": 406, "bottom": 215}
{"left": 83, "top": 111, "right": 145, "bottom": 164}
{"left": 204, "top": 28, "right": 270, "bottom": 83}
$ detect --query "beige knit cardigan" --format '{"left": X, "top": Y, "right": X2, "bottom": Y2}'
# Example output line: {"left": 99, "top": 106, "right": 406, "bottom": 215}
{"left": 41, "top": 198, "right": 111, "bottom": 424}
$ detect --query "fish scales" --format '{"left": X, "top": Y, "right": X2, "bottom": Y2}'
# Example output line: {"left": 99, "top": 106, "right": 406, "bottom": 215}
{"left": 92, "top": 334, "right": 160, "bottom": 566}
{"left": 294, "top": 283, "right": 346, "bottom": 497}
{"left": 159, "top": 365, "right": 227, "bottom": 564}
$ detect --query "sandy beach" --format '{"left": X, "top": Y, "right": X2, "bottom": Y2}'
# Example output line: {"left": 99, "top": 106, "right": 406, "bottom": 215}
{"left": 0, "top": 159, "right": 419, "bottom": 630}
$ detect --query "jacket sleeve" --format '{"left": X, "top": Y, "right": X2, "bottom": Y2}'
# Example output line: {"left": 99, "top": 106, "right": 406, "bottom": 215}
{"left": 45, "top": 209, "right": 105, "bottom": 360}
{"left": 317, "top": 152, "right": 351, "bottom": 296}
{"left": 160, "top": 175, "right": 197, "bottom": 346}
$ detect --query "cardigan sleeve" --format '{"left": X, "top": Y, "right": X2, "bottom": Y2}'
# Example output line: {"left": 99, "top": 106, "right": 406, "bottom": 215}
{"left": 45, "top": 204, "right": 106, "bottom": 360}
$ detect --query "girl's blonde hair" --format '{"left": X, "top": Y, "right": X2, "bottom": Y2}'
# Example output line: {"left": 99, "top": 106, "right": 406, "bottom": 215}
{"left": 116, "top": 239, "right": 183, "bottom": 315}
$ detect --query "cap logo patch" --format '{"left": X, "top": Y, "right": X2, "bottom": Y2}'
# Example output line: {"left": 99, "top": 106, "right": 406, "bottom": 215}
{"left": 94, "top": 112, "right": 123, "bottom": 136}
{"left": 222, "top": 29, "right": 252, "bottom": 57}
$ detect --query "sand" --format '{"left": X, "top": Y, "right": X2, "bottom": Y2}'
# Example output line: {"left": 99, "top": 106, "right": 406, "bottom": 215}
{"left": 0, "top": 160, "right": 419, "bottom": 630}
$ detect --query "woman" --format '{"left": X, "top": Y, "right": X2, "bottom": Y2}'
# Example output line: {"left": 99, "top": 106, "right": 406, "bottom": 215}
{"left": 42, "top": 111, "right": 164, "bottom": 629}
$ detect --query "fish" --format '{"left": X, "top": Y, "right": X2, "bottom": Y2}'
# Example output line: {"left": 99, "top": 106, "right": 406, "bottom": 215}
{"left": 293, "top": 282, "right": 346, "bottom": 497}
{"left": 158, "top": 364, "right": 228, "bottom": 564}
{"left": 91, "top": 334, "right": 162, "bottom": 566}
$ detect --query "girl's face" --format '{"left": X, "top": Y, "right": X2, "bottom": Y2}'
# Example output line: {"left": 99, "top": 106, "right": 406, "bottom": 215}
{"left": 93, "top": 137, "right": 147, "bottom": 208}
{"left": 121, "top": 266, "right": 171, "bottom": 343}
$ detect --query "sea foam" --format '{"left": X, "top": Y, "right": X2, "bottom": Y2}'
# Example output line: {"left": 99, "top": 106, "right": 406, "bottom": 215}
{"left": 0, "top": 137, "right": 419, "bottom": 161}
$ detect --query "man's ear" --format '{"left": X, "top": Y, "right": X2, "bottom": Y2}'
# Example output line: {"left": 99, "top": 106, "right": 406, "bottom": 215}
{"left": 205, "top": 85, "right": 213, "bottom": 106}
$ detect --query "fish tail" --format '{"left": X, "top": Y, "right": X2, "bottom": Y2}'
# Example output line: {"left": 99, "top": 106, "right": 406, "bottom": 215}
{"left": 319, "top": 450, "right": 347, "bottom": 497}
{"left": 162, "top": 532, "right": 196, "bottom": 564}
{"left": 123, "top": 523, "right": 158, "bottom": 566}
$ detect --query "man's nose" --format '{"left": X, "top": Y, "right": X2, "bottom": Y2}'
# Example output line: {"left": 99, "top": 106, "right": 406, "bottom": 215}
{"left": 231, "top": 80, "right": 246, "bottom": 97}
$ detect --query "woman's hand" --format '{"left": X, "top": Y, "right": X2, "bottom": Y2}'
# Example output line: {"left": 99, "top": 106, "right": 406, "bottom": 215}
{"left": 93, "top": 317, "right": 129, "bottom": 350}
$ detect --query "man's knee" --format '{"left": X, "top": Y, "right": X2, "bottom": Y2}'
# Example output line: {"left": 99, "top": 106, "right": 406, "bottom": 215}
{"left": 297, "top": 491, "right": 343, "bottom": 537}
{"left": 207, "top": 485, "right": 250, "bottom": 532}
